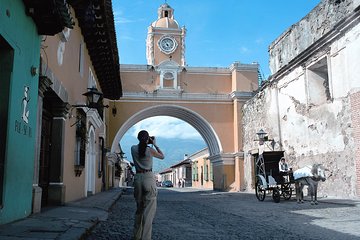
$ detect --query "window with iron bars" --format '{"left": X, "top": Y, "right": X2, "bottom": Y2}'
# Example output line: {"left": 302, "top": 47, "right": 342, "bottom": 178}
{"left": 75, "top": 109, "right": 86, "bottom": 167}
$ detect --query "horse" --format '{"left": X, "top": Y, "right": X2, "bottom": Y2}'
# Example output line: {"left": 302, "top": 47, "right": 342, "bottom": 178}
{"left": 294, "top": 164, "right": 328, "bottom": 205}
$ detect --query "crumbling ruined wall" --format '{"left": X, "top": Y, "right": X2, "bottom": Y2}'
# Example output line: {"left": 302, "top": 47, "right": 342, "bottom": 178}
{"left": 243, "top": 74, "right": 357, "bottom": 198}
{"left": 269, "top": 0, "right": 358, "bottom": 74}
{"left": 243, "top": 0, "right": 360, "bottom": 198}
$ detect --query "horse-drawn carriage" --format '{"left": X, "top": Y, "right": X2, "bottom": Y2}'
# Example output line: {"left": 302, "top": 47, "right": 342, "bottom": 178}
{"left": 254, "top": 151, "right": 294, "bottom": 203}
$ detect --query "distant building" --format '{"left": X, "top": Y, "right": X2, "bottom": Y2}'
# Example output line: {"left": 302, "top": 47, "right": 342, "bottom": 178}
{"left": 170, "top": 156, "right": 192, "bottom": 188}
{"left": 159, "top": 168, "right": 173, "bottom": 183}
{"left": 190, "top": 149, "right": 213, "bottom": 189}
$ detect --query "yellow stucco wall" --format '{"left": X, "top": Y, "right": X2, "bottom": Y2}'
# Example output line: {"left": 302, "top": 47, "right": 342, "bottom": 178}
{"left": 212, "top": 164, "right": 235, "bottom": 190}
{"left": 112, "top": 62, "right": 258, "bottom": 190}
{"left": 42, "top": 9, "right": 104, "bottom": 202}
{"left": 109, "top": 101, "right": 234, "bottom": 153}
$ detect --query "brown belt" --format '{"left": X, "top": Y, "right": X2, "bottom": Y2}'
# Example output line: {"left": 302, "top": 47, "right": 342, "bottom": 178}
{"left": 137, "top": 169, "right": 152, "bottom": 174}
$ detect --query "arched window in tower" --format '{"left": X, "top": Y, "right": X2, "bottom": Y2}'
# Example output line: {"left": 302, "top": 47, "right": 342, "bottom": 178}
{"left": 163, "top": 71, "right": 174, "bottom": 88}
{"left": 164, "top": 11, "right": 168, "bottom": 17}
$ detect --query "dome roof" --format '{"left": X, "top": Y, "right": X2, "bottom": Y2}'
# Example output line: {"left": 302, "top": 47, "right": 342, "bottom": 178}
{"left": 151, "top": 17, "right": 179, "bottom": 29}
{"left": 160, "top": 3, "right": 170, "bottom": 8}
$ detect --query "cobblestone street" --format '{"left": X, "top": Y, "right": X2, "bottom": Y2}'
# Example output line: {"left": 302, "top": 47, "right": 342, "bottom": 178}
{"left": 86, "top": 188, "right": 360, "bottom": 240}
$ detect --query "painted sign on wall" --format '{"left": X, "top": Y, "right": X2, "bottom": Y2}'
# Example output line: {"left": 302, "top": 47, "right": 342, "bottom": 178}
{"left": 14, "top": 86, "right": 32, "bottom": 137}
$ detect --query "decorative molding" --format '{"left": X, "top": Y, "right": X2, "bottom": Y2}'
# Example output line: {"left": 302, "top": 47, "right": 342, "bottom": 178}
{"left": 38, "top": 76, "right": 53, "bottom": 97}
{"left": 121, "top": 91, "right": 255, "bottom": 103}
{"left": 49, "top": 182, "right": 64, "bottom": 185}
{"left": 121, "top": 91, "right": 232, "bottom": 101}
{"left": 120, "top": 64, "right": 154, "bottom": 72}
{"left": 120, "top": 64, "right": 258, "bottom": 75}
{"left": 156, "top": 60, "right": 181, "bottom": 70}
{"left": 146, "top": 31, "right": 155, "bottom": 65}
{"left": 185, "top": 67, "right": 230, "bottom": 74}
{"left": 208, "top": 153, "right": 235, "bottom": 166}
{"left": 229, "top": 62, "right": 259, "bottom": 72}
{"left": 230, "top": 91, "right": 255, "bottom": 101}
{"left": 87, "top": 108, "right": 103, "bottom": 129}
{"left": 181, "top": 26, "right": 186, "bottom": 66}
{"left": 234, "top": 151, "right": 245, "bottom": 159}
{"left": 52, "top": 103, "right": 71, "bottom": 118}
{"left": 151, "top": 27, "right": 182, "bottom": 32}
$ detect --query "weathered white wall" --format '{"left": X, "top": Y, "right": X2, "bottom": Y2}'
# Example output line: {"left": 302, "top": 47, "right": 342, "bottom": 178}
{"left": 269, "top": 0, "right": 358, "bottom": 74}
{"left": 243, "top": 2, "right": 360, "bottom": 198}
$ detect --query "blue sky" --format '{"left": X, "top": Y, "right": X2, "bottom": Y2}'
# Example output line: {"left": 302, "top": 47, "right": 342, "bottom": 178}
{"left": 112, "top": 1, "right": 321, "bottom": 169}
{"left": 113, "top": 0, "right": 320, "bottom": 78}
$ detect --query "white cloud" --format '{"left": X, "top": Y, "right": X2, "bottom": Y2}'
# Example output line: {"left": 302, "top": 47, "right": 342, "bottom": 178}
{"left": 113, "top": 10, "right": 146, "bottom": 25}
{"left": 255, "top": 38, "right": 264, "bottom": 44}
{"left": 131, "top": 116, "right": 203, "bottom": 140}
{"left": 115, "top": 17, "right": 137, "bottom": 24}
{"left": 240, "top": 46, "right": 249, "bottom": 53}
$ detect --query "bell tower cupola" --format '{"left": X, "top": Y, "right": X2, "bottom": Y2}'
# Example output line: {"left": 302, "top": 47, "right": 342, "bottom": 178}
{"left": 146, "top": 3, "right": 186, "bottom": 67}
{"left": 158, "top": 3, "right": 174, "bottom": 19}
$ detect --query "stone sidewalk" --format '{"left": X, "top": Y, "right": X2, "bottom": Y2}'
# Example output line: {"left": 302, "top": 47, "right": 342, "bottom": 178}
{"left": 0, "top": 188, "right": 123, "bottom": 240}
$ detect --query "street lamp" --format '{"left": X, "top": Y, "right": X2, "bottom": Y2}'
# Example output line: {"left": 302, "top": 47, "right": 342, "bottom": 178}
{"left": 119, "top": 151, "right": 125, "bottom": 159}
{"left": 256, "top": 129, "right": 268, "bottom": 141}
{"left": 72, "top": 87, "right": 105, "bottom": 110}
{"left": 255, "top": 129, "right": 275, "bottom": 150}
{"left": 82, "top": 87, "right": 103, "bottom": 109}
{"left": 70, "top": 87, "right": 109, "bottom": 127}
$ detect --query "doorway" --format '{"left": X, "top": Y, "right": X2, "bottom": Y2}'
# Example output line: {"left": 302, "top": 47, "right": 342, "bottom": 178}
{"left": 39, "top": 111, "right": 52, "bottom": 206}
{"left": 0, "top": 36, "right": 14, "bottom": 208}
{"left": 86, "top": 127, "right": 96, "bottom": 196}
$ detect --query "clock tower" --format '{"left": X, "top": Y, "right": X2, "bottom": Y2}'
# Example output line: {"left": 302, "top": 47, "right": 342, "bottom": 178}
{"left": 146, "top": 3, "right": 186, "bottom": 67}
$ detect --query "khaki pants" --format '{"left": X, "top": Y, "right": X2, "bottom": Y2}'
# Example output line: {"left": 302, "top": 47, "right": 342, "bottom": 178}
{"left": 133, "top": 172, "right": 157, "bottom": 240}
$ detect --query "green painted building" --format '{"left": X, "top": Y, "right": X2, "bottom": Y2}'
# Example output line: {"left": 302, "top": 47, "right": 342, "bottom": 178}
{"left": 0, "top": 0, "right": 73, "bottom": 224}
{"left": 0, "top": 0, "right": 40, "bottom": 224}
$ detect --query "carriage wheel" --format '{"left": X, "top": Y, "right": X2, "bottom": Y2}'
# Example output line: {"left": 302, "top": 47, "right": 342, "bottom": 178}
{"left": 255, "top": 177, "right": 266, "bottom": 201}
{"left": 272, "top": 188, "right": 281, "bottom": 203}
{"left": 282, "top": 184, "right": 292, "bottom": 200}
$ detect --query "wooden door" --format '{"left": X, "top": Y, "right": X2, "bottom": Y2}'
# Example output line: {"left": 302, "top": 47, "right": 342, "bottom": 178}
{"left": 39, "top": 112, "right": 52, "bottom": 206}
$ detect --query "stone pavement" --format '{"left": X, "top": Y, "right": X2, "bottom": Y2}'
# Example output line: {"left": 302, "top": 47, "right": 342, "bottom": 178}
{"left": 0, "top": 188, "right": 123, "bottom": 240}
{"left": 1, "top": 186, "right": 359, "bottom": 240}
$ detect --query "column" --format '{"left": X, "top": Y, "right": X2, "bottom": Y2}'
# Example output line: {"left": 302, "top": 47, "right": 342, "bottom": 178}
{"left": 48, "top": 103, "right": 70, "bottom": 205}
{"left": 32, "top": 76, "right": 52, "bottom": 213}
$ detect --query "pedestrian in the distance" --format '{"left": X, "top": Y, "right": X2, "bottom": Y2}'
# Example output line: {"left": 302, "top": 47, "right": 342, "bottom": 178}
{"left": 131, "top": 130, "right": 164, "bottom": 240}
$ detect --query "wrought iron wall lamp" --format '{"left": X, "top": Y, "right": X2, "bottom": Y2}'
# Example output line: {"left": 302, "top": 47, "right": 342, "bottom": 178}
{"left": 71, "top": 87, "right": 108, "bottom": 177}
{"left": 70, "top": 87, "right": 109, "bottom": 126}
{"left": 255, "top": 129, "right": 276, "bottom": 150}
{"left": 72, "top": 87, "right": 107, "bottom": 109}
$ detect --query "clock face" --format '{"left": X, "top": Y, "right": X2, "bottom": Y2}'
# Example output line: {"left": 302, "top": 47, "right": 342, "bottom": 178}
{"left": 158, "top": 36, "right": 177, "bottom": 54}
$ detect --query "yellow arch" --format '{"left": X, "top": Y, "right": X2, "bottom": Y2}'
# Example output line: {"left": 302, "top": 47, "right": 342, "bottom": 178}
{"left": 110, "top": 104, "right": 222, "bottom": 156}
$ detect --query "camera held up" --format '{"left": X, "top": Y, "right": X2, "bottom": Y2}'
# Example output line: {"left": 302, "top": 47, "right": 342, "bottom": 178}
{"left": 148, "top": 136, "right": 155, "bottom": 144}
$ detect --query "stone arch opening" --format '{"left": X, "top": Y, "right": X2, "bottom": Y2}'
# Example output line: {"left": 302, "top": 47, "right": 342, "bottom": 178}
{"left": 110, "top": 105, "right": 222, "bottom": 157}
